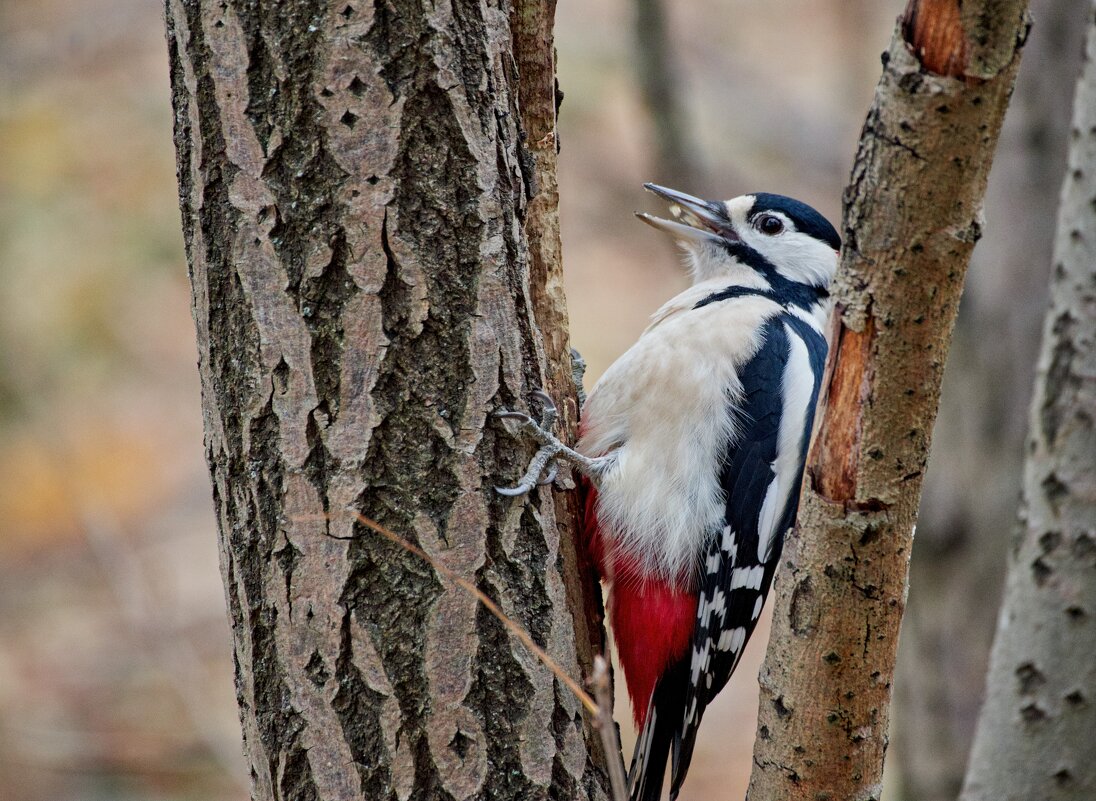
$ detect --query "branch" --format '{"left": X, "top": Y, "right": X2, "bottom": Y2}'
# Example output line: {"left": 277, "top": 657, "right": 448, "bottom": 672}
{"left": 747, "top": 2, "right": 1031, "bottom": 799}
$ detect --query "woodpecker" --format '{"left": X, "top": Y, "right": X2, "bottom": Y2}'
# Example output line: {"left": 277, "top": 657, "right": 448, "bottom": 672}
{"left": 496, "top": 184, "right": 839, "bottom": 801}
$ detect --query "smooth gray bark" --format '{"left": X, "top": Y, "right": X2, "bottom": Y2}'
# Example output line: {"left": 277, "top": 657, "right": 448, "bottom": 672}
{"left": 894, "top": 2, "right": 1088, "bottom": 797}
{"left": 961, "top": 5, "right": 1096, "bottom": 798}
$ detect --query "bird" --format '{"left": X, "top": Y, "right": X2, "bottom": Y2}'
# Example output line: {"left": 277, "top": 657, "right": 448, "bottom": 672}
{"left": 495, "top": 183, "right": 840, "bottom": 801}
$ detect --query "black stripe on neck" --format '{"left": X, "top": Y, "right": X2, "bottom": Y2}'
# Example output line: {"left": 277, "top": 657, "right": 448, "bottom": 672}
{"left": 692, "top": 242, "right": 828, "bottom": 311}
{"left": 693, "top": 286, "right": 775, "bottom": 309}
{"left": 693, "top": 284, "right": 828, "bottom": 311}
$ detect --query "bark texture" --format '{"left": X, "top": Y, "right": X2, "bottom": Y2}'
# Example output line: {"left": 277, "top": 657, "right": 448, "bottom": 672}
{"left": 164, "top": 2, "right": 608, "bottom": 800}
{"left": 960, "top": 7, "right": 1096, "bottom": 798}
{"left": 746, "top": 3, "right": 1030, "bottom": 800}
{"left": 894, "top": 2, "right": 1088, "bottom": 797}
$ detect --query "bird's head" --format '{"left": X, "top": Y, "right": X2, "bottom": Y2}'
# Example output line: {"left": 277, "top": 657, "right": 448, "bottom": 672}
{"left": 637, "top": 184, "right": 840, "bottom": 291}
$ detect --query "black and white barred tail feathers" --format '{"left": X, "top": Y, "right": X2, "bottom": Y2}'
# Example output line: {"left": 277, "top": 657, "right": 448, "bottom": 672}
{"left": 628, "top": 658, "right": 689, "bottom": 801}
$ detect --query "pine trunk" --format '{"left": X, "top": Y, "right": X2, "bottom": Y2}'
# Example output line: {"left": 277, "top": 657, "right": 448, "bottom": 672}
{"left": 960, "top": 5, "right": 1096, "bottom": 798}
{"left": 163, "top": 2, "right": 609, "bottom": 800}
{"left": 747, "top": 2, "right": 1030, "bottom": 800}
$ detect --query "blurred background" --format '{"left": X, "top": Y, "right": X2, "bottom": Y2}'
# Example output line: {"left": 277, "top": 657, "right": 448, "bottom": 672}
{"left": 0, "top": 0, "right": 1083, "bottom": 799}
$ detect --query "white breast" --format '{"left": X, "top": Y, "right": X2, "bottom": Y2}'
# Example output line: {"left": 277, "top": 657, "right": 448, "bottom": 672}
{"left": 578, "top": 281, "right": 781, "bottom": 581}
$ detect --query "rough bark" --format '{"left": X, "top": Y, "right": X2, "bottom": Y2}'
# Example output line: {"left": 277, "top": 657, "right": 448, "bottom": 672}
{"left": 746, "top": 3, "right": 1030, "bottom": 800}
{"left": 960, "top": 7, "right": 1096, "bottom": 798}
{"left": 894, "top": 2, "right": 1087, "bottom": 797}
{"left": 511, "top": 0, "right": 607, "bottom": 692}
{"left": 163, "top": 2, "right": 609, "bottom": 800}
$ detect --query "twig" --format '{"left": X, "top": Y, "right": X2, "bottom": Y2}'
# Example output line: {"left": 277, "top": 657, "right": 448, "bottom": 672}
{"left": 592, "top": 655, "right": 628, "bottom": 801}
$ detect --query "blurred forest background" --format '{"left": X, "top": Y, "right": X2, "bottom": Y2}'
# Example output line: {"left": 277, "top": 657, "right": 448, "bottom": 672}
{"left": 0, "top": 0, "right": 1082, "bottom": 800}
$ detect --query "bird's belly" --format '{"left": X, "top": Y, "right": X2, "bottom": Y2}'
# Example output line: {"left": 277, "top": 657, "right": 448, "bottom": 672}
{"left": 593, "top": 400, "right": 734, "bottom": 582}
{"left": 578, "top": 291, "right": 780, "bottom": 582}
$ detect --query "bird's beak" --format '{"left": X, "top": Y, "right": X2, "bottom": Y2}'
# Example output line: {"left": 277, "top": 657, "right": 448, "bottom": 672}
{"left": 635, "top": 183, "right": 736, "bottom": 244}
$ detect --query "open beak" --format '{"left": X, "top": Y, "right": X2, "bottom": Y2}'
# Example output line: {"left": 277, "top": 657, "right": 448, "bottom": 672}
{"left": 635, "top": 183, "right": 736, "bottom": 244}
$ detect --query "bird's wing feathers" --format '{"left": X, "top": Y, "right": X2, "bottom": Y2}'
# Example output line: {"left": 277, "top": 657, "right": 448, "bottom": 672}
{"left": 670, "top": 317, "right": 817, "bottom": 797}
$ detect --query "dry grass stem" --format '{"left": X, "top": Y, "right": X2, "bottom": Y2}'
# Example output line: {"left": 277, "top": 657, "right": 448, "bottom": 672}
{"left": 351, "top": 512, "right": 601, "bottom": 716}
{"left": 592, "top": 654, "right": 628, "bottom": 801}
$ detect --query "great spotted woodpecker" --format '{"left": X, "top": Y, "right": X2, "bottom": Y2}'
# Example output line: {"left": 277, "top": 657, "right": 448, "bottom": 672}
{"left": 496, "top": 184, "right": 839, "bottom": 800}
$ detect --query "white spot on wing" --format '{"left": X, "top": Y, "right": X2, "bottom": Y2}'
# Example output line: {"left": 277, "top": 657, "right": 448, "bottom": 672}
{"left": 717, "top": 626, "right": 747, "bottom": 653}
{"left": 730, "top": 565, "right": 764, "bottom": 590}
{"left": 752, "top": 594, "right": 764, "bottom": 620}
{"left": 709, "top": 590, "right": 726, "bottom": 619}
{"left": 690, "top": 646, "right": 705, "bottom": 683}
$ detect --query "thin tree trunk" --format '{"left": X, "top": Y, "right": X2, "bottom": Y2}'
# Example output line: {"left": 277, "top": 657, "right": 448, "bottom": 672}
{"left": 633, "top": 0, "right": 703, "bottom": 190}
{"left": 893, "top": 2, "right": 1087, "bottom": 797}
{"left": 164, "top": 2, "right": 609, "bottom": 800}
{"left": 960, "top": 6, "right": 1096, "bottom": 797}
{"left": 747, "top": 3, "right": 1030, "bottom": 800}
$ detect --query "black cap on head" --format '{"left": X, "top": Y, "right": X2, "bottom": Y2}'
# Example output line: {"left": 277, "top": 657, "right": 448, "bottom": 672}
{"left": 749, "top": 193, "right": 841, "bottom": 251}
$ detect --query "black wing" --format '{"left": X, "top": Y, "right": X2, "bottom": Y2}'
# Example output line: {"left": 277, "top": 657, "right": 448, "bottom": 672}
{"left": 668, "top": 315, "right": 826, "bottom": 798}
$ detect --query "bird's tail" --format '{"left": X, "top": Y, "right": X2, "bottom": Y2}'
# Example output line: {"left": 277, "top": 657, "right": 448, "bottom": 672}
{"left": 627, "top": 659, "right": 688, "bottom": 801}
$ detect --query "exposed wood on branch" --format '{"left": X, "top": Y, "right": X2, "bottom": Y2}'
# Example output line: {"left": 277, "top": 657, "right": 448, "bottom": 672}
{"left": 747, "top": 2, "right": 1030, "bottom": 799}
{"left": 903, "top": 0, "right": 968, "bottom": 77}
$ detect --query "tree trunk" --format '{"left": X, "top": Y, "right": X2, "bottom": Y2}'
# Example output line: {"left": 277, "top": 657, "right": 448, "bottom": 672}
{"left": 746, "top": 3, "right": 1030, "bottom": 800}
{"left": 893, "top": 2, "right": 1087, "bottom": 798}
{"left": 632, "top": 0, "right": 703, "bottom": 190}
{"left": 960, "top": 6, "right": 1096, "bottom": 798}
{"left": 163, "top": 2, "right": 609, "bottom": 800}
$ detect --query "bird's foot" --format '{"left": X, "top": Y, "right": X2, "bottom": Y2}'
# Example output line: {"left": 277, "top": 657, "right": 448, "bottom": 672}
{"left": 494, "top": 389, "right": 604, "bottom": 497}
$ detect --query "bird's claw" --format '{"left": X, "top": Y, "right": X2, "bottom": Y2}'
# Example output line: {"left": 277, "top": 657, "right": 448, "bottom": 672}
{"left": 494, "top": 389, "right": 565, "bottom": 496}
{"left": 494, "top": 410, "right": 536, "bottom": 424}
{"left": 494, "top": 481, "right": 537, "bottom": 497}
{"left": 493, "top": 444, "right": 559, "bottom": 496}
{"left": 538, "top": 465, "right": 558, "bottom": 486}
{"left": 530, "top": 389, "right": 558, "bottom": 430}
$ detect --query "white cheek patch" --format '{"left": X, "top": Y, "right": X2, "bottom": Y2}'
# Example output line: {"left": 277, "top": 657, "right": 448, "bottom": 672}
{"left": 738, "top": 222, "right": 838, "bottom": 288}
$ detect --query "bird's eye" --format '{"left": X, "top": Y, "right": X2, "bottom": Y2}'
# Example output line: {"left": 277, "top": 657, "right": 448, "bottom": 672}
{"left": 756, "top": 215, "right": 784, "bottom": 235}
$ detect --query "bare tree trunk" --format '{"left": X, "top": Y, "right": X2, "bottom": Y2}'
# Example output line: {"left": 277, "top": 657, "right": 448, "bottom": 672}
{"left": 960, "top": 7, "right": 1096, "bottom": 798}
{"left": 163, "top": 1, "right": 609, "bottom": 799}
{"left": 746, "top": 3, "right": 1030, "bottom": 800}
{"left": 633, "top": 0, "right": 703, "bottom": 190}
{"left": 893, "top": 2, "right": 1088, "bottom": 798}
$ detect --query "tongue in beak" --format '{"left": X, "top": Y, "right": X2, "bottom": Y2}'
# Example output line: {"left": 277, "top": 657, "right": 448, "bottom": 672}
{"left": 635, "top": 183, "right": 737, "bottom": 244}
